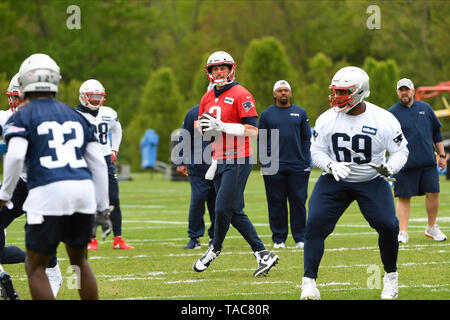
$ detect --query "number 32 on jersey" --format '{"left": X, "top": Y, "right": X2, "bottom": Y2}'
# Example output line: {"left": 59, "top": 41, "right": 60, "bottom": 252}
{"left": 37, "top": 121, "right": 87, "bottom": 169}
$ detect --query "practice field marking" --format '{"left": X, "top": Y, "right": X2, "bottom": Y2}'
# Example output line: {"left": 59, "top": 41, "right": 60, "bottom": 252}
{"left": 121, "top": 204, "right": 167, "bottom": 209}
{"left": 118, "top": 282, "right": 450, "bottom": 300}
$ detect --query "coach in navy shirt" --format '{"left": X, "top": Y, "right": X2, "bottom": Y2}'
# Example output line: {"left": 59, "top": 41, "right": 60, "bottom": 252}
{"left": 177, "top": 104, "right": 216, "bottom": 249}
{"left": 258, "top": 80, "right": 311, "bottom": 249}
{"left": 389, "top": 78, "right": 447, "bottom": 244}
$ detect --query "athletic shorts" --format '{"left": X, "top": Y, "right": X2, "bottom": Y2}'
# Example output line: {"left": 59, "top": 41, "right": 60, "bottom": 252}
{"left": 25, "top": 213, "right": 95, "bottom": 255}
{"left": 393, "top": 166, "right": 440, "bottom": 198}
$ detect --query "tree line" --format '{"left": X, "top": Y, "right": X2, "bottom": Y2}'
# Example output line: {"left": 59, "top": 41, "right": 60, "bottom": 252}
{"left": 0, "top": 0, "right": 448, "bottom": 170}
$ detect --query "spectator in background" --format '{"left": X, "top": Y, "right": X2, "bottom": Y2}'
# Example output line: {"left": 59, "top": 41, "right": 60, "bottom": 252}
{"left": 177, "top": 91, "right": 216, "bottom": 249}
{"left": 389, "top": 78, "right": 447, "bottom": 244}
{"left": 258, "top": 80, "right": 311, "bottom": 249}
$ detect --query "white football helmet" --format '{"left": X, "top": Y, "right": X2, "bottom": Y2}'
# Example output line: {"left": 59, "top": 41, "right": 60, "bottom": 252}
{"left": 205, "top": 51, "right": 236, "bottom": 86}
{"left": 6, "top": 73, "right": 25, "bottom": 112}
{"left": 328, "top": 66, "right": 370, "bottom": 113}
{"left": 18, "top": 53, "right": 61, "bottom": 98}
{"left": 79, "top": 79, "right": 106, "bottom": 110}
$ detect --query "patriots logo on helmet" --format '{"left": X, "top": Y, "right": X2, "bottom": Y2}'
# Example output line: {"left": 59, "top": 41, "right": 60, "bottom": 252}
{"left": 242, "top": 101, "right": 254, "bottom": 112}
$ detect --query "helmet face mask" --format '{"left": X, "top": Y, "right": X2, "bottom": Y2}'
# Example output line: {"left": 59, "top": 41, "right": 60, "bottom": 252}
{"left": 79, "top": 79, "right": 106, "bottom": 110}
{"left": 6, "top": 73, "right": 25, "bottom": 112}
{"left": 205, "top": 51, "right": 236, "bottom": 86}
{"left": 328, "top": 66, "right": 370, "bottom": 114}
{"left": 328, "top": 85, "right": 357, "bottom": 113}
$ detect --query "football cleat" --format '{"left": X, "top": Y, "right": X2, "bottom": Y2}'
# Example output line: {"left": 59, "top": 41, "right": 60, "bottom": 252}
{"left": 193, "top": 245, "right": 220, "bottom": 272}
{"left": 381, "top": 272, "right": 398, "bottom": 299}
{"left": 295, "top": 241, "right": 304, "bottom": 249}
{"left": 425, "top": 225, "right": 447, "bottom": 241}
{"left": 300, "top": 277, "right": 320, "bottom": 300}
{"left": 45, "top": 263, "right": 63, "bottom": 298}
{"left": 253, "top": 250, "right": 279, "bottom": 277}
{"left": 0, "top": 271, "right": 20, "bottom": 300}
{"left": 113, "top": 236, "right": 135, "bottom": 250}
{"left": 398, "top": 231, "right": 409, "bottom": 244}
{"left": 87, "top": 238, "right": 98, "bottom": 250}
{"left": 184, "top": 238, "right": 201, "bottom": 249}
{"left": 273, "top": 242, "right": 285, "bottom": 249}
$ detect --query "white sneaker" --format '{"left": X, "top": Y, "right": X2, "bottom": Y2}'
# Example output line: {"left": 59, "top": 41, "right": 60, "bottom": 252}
{"left": 300, "top": 277, "right": 320, "bottom": 300}
{"left": 253, "top": 250, "right": 279, "bottom": 277}
{"left": 425, "top": 225, "right": 447, "bottom": 241}
{"left": 381, "top": 272, "right": 398, "bottom": 299}
{"left": 193, "top": 245, "right": 220, "bottom": 272}
{"left": 273, "top": 242, "right": 285, "bottom": 249}
{"left": 398, "top": 231, "right": 409, "bottom": 243}
{"left": 45, "top": 263, "right": 63, "bottom": 298}
{"left": 295, "top": 241, "right": 304, "bottom": 249}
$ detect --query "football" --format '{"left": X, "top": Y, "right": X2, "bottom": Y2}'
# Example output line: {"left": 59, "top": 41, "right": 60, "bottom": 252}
{"left": 199, "top": 112, "right": 216, "bottom": 135}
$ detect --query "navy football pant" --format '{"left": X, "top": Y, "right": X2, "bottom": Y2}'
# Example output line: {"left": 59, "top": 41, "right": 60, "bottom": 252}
{"left": 187, "top": 174, "right": 216, "bottom": 240}
{"left": 304, "top": 174, "right": 399, "bottom": 279}
{"left": 0, "top": 178, "right": 57, "bottom": 267}
{"left": 0, "top": 179, "right": 27, "bottom": 265}
{"left": 263, "top": 170, "right": 309, "bottom": 243}
{"left": 0, "top": 230, "right": 26, "bottom": 264}
{"left": 212, "top": 161, "right": 265, "bottom": 253}
{"left": 0, "top": 178, "right": 28, "bottom": 229}
{"left": 101, "top": 155, "right": 122, "bottom": 238}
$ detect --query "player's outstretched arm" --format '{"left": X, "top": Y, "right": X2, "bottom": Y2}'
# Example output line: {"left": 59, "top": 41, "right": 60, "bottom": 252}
{"left": 84, "top": 141, "right": 109, "bottom": 212}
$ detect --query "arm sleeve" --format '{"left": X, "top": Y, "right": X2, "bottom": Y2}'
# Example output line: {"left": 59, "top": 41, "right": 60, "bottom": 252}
{"left": 84, "top": 141, "right": 109, "bottom": 212}
{"left": 386, "top": 113, "right": 409, "bottom": 174}
{"left": 110, "top": 116, "right": 122, "bottom": 152}
{"left": 0, "top": 137, "right": 28, "bottom": 201}
{"left": 242, "top": 116, "right": 258, "bottom": 127}
{"left": 301, "top": 111, "right": 312, "bottom": 160}
{"left": 310, "top": 116, "right": 334, "bottom": 171}
{"left": 430, "top": 108, "right": 443, "bottom": 143}
{"left": 386, "top": 147, "right": 409, "bottom": 174}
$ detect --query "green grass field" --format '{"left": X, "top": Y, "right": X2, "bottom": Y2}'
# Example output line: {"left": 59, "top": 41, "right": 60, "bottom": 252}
{"left": 3, "top": 168, "right": 449, "bottom": 300}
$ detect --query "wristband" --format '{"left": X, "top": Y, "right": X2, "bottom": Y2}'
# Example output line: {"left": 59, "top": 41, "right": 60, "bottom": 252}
{"left": 222, "top": 123, "right": 245, "bottom": 136}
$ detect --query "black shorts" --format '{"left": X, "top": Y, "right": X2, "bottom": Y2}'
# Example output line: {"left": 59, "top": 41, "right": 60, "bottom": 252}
{"left": 393, "top": 166, "right": 440, "bottom": 198}
{"left": 25, "top": 213, "right": 95, "bottom": 255}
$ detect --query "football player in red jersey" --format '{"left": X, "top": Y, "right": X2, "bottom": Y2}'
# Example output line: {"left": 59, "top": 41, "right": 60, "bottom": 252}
{"left": 193, "top": 51, "right": 279, "bottom": 277}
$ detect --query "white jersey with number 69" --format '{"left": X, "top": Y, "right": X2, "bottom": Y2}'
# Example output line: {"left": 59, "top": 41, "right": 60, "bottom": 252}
{"left": 311, "top": 101, "right": 408, "bottom": 183}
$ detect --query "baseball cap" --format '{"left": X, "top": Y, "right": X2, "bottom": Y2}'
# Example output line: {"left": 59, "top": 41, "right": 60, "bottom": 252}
{"left": 397, "top": 78, "right": 414, "bottom": 90}
{"left": 273, "top": 80, "right": 291, "bottom": 92}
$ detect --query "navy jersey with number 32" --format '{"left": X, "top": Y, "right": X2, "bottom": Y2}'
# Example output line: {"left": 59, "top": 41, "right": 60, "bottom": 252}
{"left": 3, "top": 98, "right": 97, "bottom": 190}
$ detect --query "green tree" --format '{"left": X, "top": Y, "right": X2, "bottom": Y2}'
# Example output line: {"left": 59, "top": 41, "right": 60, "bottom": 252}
{"left": 123, "top": 67, "right": 182, "bottom": 171}
{"left": 0, "top": 73, "right": 11, "bottom": 109}
{"left": 58, "top": 78, "right": 83, "bottom": 107}
{"left": 363, "top": 57, "right": 399, "bottom": 109}
{"left": 189, "top": 52, "right": 211, "bottom": 107}
{"left": 241, "top": 36, "right": 295, "bottom": 115}
{"left": 301, "top": 53, "right": 334, "bottom": 121}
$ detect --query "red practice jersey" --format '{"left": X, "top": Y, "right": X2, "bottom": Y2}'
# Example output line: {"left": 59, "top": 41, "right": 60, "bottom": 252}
{"left": 199, "top": 84, "right": 258, "bottom": 160}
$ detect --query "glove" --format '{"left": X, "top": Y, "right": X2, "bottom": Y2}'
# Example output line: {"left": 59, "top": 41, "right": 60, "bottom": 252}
{"left": 94, "top": 207, "right": 113, "bottom": 241}
{"left": 326, "top": 161, "right": 351, "bottom": 181}
{"left": 111, "top": 150, "right": 118, "bottom": 163}
{"left": 205, "top": 159, "right": 218, "bottom": 180}
{"left": 199, "top": 113, "right": 224, "bottom": 132}
{"left": 368, "top": 162, "right": 396, "bottom": 182}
